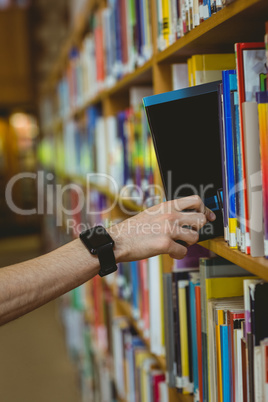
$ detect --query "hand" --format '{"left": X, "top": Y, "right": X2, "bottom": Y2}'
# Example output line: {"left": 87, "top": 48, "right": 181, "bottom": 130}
{"left": 107, "top": 195, "right": 216, "bottom": 262}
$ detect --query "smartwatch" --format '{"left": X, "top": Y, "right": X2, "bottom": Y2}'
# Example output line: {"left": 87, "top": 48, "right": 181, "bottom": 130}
{"left": 79, "top": 226, "right": 118, "bottom": 277}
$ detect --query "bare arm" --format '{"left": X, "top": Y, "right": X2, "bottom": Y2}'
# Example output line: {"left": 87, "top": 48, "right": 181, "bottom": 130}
{"left": 0, "top": 196, "right": 215, "bottom": 326}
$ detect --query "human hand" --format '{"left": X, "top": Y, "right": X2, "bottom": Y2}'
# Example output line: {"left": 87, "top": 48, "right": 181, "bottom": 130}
{"left": 107, "top": 195, "right": 216, "bottom": 262}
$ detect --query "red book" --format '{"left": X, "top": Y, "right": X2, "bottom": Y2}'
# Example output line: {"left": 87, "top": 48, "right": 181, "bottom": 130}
{"left": 152, "top": 372, "right": 165, "bottom": 402}
{"left": 139, "top": 259, "right": 149, "bottom": 338}
{"left": 195, "top": 285, "right": 203, "bottom": 402}
{"left": 94, "top": 12, "right": 105, "bottom": 86}
{"left": 235, "top": 42, "right": 265, "bottom": 254}
{"left": 119, "top": 0, "right": 128, "bottom": 67}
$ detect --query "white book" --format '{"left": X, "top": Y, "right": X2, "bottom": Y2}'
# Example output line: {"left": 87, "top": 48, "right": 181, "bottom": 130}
{"left": 159, "top": 381, "right": 169, "bottom": 402}
{"left": 254, "top": 345, "right": 263, "bottom": 402}
{"left": 172, "top": 63, "right": 189, "bottom": 90}
{"left": 242, "top": 101, "right": 264, "bottom": 257}
{"left": 148, "top": 255, "right": 164, "bottom": 356}
{"left": 130, "top": 87, "right": 153, "bottom": 108}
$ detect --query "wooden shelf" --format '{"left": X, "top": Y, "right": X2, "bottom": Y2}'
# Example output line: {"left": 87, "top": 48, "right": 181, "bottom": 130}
{"left": 113, "top": 295, "right": 166, "bottom": 372}
{"left": 55, "top": 171, "right": 143, "bottom": 213}
{"left": 200, "top": 237, "right": 268, "bottom": 280}
{"left": 44, "top": 0, "right": 100, "bottom": 92}
{"left": 156, "top": 0, "right": 268, "bottom": 63}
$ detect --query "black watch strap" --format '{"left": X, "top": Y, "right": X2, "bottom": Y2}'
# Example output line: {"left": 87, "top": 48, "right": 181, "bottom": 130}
{"left": 97, "top": 243, "right": 118, "bottom": 277}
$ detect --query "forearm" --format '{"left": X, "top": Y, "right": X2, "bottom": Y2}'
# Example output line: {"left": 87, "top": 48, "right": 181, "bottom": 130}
{"left": 0, "top": 196, "right": 215, "bottom": 326}
{"left": 0, "top": 238, "right": 123, "bottom": 326}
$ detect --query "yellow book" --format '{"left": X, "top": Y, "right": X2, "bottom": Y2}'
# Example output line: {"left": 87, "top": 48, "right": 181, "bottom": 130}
{"left": 178, "top": 280, "right": 190, "bottom": 394}
{"left": 191, "top": 53, "right": 236, "bottom": 85}
{"left": 161, "top": 0, "right": 169, "bottom": 48}
{"left": 140, "top": 357, "right": 157, "bottom": 402}
{"left": 135, "top": 350, "right": 152, "bottom": 400}
{"left": 206, "top": 276, "right": 252, "bottom": 299}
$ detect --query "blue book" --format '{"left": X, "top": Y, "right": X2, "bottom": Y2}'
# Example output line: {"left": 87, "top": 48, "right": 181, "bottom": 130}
{"left": 138, "top": 0, "right": 146, "bottom": 60}
{"left": 220, "top": 325, "right": 231, "bottom": 402}
{"left": 222, "top": 69, "right": 237, "bottom": 248}
{"left": 117, "top": 111, "right": 129, "bottom": 185}
{"left": 135, "top": 0, "right": 142, "bottom": 57}
{"left": 189, "top": 276, "right": 200, "bottom": 401}
{"left": 231, "top": 89, "right": 246, "bottom": 250}
{"left": 130, "top": 261, "right": 139, "bottom": 318}
{"left": 218, "top": 83, "right": 228, "bottom": 237}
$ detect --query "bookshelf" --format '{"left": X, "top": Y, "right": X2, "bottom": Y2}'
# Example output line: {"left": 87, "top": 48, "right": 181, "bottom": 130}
{"left": 39, "top": 0, "right": 268, "bottom": 401}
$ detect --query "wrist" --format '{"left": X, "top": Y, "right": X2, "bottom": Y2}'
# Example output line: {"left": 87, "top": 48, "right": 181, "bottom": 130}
{"left": 106, "top": 225, "right": 130, "bottom": 264}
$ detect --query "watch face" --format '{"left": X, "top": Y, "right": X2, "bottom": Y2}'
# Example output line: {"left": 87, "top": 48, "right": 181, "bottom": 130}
{"left": 80, "top": 226, "right": 114, "bottom": 254}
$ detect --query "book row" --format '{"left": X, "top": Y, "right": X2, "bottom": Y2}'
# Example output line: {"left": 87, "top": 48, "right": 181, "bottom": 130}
{"left": 39, "top": 87, "right": 160, "bottom": 208}
{"left": 161, "top": 257, "right": 268, "bottom": 402}
{"left": 217, "top": 40, "right": 267, "bottom": 257}
{"left": 55, "top": 0, "right": 153, "bottom": 117}
{"left": 156, "top": 0, "right": 235, "bottom": 51}
{"left": 61, "top": 286, "right": 169, "bottom": 402}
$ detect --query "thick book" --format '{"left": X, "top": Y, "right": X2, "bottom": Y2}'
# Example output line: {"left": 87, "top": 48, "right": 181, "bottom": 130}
{"left": 143, "top": 81, "right": 224, "bottom": 242}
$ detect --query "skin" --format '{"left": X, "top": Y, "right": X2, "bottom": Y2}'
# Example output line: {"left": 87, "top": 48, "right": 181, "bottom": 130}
{"left": 0, "top": 195, "right": 215, "bottom": 326}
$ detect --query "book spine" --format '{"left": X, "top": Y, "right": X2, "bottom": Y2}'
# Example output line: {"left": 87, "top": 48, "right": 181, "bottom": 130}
{"left": 222, "top": 69, "right": 238, "bottom": 248}
{"left": 195, "top": 285, "right": 203, "bottom": 402}
{"left": 220, "top": 325, "right": 231, "bottom": 402}
{"left": 256, "top": 91, "right": 268, "bottom": 257}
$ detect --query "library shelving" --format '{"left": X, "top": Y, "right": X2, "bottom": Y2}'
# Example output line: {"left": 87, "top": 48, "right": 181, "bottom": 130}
{"left": 39, "top": 0, "right": 268, "bottom": 401}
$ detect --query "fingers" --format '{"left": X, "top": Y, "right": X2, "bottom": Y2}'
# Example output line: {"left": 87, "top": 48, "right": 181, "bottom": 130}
{"left": 171, "top": 195, "right": 216, "bottom": 222}
{"left": 175, "top": 226, "right": 199, "bottom": 245}
{"left": 173, "top": 212, "right": 207, "bottom": 232}
{"left": 166, "top": 240, "right": 188, "bottom": 260}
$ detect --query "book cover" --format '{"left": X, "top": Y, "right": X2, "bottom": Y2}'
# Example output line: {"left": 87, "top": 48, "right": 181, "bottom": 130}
{"left": 220, "top": 324, "right": 231, "bottom": 402}
{"left": 222, "top": 69, "right": 238, "bottom": 248}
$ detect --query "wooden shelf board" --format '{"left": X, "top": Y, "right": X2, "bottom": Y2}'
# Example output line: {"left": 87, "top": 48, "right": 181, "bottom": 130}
{"left": 106, "top": 59, "right": 153, "bottom": 97}
{"left": 55, "top": 171, "right": 143, "bottom": 213}
{"left": 156, "top": 0, "right": 268, "bottom": 63}
{"left": 200, "top": 237, "right": 268, "bottom": 280}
